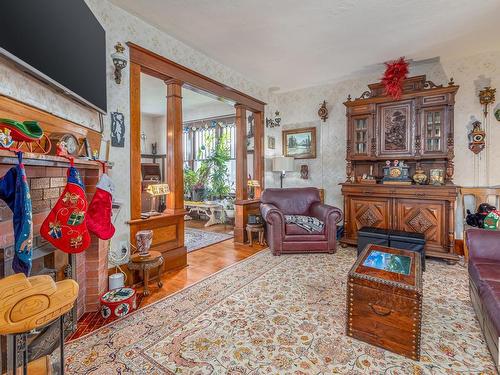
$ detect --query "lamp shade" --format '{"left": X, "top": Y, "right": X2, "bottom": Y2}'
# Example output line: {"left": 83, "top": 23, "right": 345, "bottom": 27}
{"left": 272, "top": 156, "right": 294, "bottom": 172}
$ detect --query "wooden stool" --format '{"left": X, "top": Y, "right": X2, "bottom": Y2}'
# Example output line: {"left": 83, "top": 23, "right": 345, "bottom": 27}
{"left": 128, "top": 250, "right": 164, "bottom": 296}
{"left": 246, "top": 223, "right": 265, "bottom": 246}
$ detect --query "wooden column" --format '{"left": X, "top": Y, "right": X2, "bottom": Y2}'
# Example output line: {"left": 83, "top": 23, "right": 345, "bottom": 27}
{"left": 165, "top": 79, "right": 184, "bottom": 211}
{"left": 234, "top": 104, "right": 249, "bottom": 243}
{"left": 235, "top": 104, "right": 248, "bottom": 201}
{"left": 253, "top": 110, "right": 264, "bottom": 196}
{"left": 129, "top": 62, "right": 142, "bottom": 220}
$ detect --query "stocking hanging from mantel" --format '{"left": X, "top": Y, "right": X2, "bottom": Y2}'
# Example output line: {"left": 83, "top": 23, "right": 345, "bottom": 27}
{"left": 0, "top": 152, "right": 33, "bottom": 275}
{"left": 40, "top": 165, "right": 90, "bottom": 253}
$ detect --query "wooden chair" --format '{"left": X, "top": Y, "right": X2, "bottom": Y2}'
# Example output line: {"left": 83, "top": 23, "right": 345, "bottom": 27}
{"left": 461, "top": 187, "right": 500, "bottom": 263}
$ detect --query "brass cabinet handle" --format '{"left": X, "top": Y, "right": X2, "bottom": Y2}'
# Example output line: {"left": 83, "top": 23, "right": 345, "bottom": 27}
{"left": 414, "top": 193, "right": 426, "bottom": 198}
{"left": 369, "top": 302, "right": 392, "bottom": 316}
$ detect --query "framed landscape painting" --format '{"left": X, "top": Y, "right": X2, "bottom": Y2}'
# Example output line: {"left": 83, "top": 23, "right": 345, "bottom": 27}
{"left": 282, "top": 127, "right": 316, "bottom": 159}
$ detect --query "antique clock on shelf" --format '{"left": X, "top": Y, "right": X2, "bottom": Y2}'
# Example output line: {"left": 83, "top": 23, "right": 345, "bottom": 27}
{"left": 382, "top": 160, "right": 412, "bottom": 184}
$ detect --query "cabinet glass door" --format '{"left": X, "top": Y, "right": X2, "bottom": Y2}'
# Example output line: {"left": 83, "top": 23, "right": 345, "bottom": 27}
{"left": 424, "top": 109, "right": 444, "bottom": 153}
{"left": 353, "top": 117, "right": 368, "bottom": 155}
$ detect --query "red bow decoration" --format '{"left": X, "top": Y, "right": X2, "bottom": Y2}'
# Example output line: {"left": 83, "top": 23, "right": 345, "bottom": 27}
{"left": 381, "top": 57, "right": 409, "bottom": 100}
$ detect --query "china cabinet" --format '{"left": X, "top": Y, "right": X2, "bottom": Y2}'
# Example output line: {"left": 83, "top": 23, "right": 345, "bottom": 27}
{"left": 341, "top": 76, "right": 459, "bottom": 261}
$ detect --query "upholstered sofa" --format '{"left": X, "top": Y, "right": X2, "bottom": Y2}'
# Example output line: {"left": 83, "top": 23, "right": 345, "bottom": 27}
{"left": 467, "top": 228, "right": 500, "bottom": 370}
{"left": 260, "top": 187, "right": 342, "bottom": 255}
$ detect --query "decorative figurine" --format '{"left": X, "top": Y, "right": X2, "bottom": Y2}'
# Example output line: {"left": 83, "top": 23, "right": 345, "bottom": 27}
{"left": 468, "top": 120, "right": 486, "bottom": 154}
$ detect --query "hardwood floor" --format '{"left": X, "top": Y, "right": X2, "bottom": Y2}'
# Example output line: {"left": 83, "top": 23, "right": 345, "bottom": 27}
{"left": 141, "top": 237, "right": 265, "bottom": 306}
{"left": 69, "top": 222, "right": 265, "bottom": 340}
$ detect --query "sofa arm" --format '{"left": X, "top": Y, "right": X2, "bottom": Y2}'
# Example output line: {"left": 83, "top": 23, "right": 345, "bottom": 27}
{"left": 310, "top": 202, "right": 343, "bottom": 227}
{"left": 466, "top": 228, "right": 500, "bottom": 261}
{"left": 261, "top": 203, "right": 284, "bottom": 226}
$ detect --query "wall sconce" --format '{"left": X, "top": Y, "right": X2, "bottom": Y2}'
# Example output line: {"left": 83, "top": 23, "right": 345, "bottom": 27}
{"left": 266, "top": 111, "right": 281, "bottom": 128}
{"left": 111, "top": 42, "right": 127, "bottom": 84}
{"left": 318, "top": 100, "right": 328, "bottom": 122}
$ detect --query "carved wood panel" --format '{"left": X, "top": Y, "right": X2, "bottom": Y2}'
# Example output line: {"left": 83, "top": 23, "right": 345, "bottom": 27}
{"left": 377, "top": 101, "right": 413, "bottom": 157}
{"left": 348, "top": 197, "right": 390, "bottom": 239}
{"left": 395, "top": 200, "right": 445, "bottom": 251}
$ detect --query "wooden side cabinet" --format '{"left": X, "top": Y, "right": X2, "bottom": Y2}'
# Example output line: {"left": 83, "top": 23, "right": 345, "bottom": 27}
{"left": 341, "top": 184, "right": 458, "bottom": 262}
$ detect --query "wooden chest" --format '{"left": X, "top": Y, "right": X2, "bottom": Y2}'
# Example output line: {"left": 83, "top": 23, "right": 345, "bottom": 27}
{"left": 346, "top": 244, "right": 423, "bottom": 360}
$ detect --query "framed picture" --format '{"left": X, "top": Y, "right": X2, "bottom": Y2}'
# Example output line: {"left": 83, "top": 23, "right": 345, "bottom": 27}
{"left": 267, "top": 136, "right": 275, "bottom": 149}
{"left": 282, "top": 127, "right": 316, "bottom": 159}
{"left": 111, "top": 111, "right": 125, "bottom": 148}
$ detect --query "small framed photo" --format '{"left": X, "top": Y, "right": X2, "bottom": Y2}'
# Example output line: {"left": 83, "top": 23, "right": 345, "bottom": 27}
{"left": 267, "top": 136, "right": 275, "bottom": 149}
{"left": 429, "top": 168, "right": 444, "bottom": 185}
{"left": 282, "top": 127, "right": 316, "bottom": 159}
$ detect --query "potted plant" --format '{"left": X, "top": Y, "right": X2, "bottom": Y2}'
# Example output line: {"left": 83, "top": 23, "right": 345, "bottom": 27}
{"left": 184, "top": 167, "right": 197, "bottom": 200}
{"left": 223, "top": 198, "right": 235, "bottom": 219}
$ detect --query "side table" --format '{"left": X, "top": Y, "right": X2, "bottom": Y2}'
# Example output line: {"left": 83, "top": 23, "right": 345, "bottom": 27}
{"left": 128, "top": 250, "right": 164, "bottom": 296}
{"left": 246, "top": 223, "right": 265, "bottom": 246}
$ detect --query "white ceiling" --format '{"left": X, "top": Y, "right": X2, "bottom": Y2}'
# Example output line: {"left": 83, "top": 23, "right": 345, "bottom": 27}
{"left": 140, "top": 73, "right": 234, "bottom": 116}
{"left": 113, "top": 0, "right": 500, "bottom": 92}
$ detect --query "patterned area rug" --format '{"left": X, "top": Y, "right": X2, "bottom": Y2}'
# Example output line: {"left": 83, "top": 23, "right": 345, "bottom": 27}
{"left": 185, "top": 228, "right": 233, "bottom": 252}
{"left": 64, "top": 247, "right": 496, "bottom": 374}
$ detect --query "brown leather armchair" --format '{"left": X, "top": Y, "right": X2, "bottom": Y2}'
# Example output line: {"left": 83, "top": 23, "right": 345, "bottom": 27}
{"left": 260, "top": 187, "right": 343, "bottom": 256}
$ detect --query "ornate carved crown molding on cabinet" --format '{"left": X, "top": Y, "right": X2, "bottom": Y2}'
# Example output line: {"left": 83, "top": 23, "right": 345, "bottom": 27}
{"left": 341, "top": 75, "right": 460, "bottom": 262}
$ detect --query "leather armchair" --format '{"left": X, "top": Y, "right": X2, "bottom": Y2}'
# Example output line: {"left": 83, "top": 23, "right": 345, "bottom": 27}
{"left": 0, "top": 273, "right": 79, "bottom": 334}
{"left": 260, "top": 187, "right": 342, "bottom": 256}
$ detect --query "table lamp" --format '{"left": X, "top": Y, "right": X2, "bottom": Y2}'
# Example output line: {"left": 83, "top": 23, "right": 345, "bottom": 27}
{"left": 145, "top": 183, "right": 170, "bottom": 217}
{"left": 272, "top": 156, "right": 294, "bottom": 188}
{"left": 247, "top": 179, "right": 261, "bottom": 199}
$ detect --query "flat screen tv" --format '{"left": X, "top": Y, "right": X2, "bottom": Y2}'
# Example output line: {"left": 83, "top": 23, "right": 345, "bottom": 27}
{"left": 0, "top": 0, "right": 107, "bottom": 114}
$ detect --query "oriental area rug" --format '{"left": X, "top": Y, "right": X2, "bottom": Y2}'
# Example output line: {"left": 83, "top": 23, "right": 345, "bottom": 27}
{"left": 185, "top": 228, "right": 233, "bottom": 252}
{"left": 64, "top": 247, "right": 496, "bottom": 374}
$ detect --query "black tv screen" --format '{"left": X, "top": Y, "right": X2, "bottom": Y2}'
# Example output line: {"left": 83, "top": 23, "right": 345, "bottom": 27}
{"left": 0, "top": 0, "right": 107, "bottom": 114}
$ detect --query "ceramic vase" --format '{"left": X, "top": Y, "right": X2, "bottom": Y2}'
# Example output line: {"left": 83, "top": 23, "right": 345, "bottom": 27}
{"left": 136, "top": 230, "right": 153, "bottom": 256}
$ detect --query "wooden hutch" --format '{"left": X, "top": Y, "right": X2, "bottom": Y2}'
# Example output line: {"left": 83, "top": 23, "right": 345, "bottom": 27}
{"left": 341, "top": 75, "right": 460, "bottom": 262}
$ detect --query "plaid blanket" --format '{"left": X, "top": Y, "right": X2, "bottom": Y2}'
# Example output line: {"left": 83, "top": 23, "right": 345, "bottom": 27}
{"left": 284, "top": 215, "right": 324, "bottom": 233}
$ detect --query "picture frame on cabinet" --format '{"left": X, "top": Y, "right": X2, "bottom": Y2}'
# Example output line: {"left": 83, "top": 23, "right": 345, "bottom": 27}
{"left": 282, "top": 127, "right": 316, "bottom": 159}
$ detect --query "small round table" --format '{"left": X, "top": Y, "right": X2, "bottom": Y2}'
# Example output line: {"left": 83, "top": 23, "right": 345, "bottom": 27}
{"left": 246, "top": 223, "right": 265, "bottom": 246}
{"left": 128, "top": 251, "right": 164, "bottom": 296}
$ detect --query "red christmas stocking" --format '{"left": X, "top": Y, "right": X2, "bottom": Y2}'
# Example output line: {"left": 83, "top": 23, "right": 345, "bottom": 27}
{"left": 87, "top": 173, "right": 115, "bottom": 240}
{"left": 40, "top": 166, "right": 90, "bottom": 253}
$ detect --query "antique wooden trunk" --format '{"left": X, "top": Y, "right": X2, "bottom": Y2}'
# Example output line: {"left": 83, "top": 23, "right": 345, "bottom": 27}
{"left": 346, "top": 244, "right": 423, "bottom": 360}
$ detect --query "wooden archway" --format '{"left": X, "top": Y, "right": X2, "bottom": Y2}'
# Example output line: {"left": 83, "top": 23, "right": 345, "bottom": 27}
{"left": 128, "top": 43, "right": 266, "bottom": 270}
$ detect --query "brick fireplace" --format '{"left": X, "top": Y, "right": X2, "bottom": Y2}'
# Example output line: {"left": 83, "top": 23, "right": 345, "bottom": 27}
{"left": 0, "top": 157, "right": 109, "bottom": 318}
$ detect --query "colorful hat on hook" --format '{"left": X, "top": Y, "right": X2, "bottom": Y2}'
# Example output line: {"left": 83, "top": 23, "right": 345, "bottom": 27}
{"left": 0, "top": 119, "right": 43, "bottom": 142}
